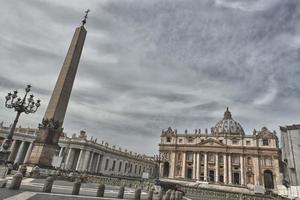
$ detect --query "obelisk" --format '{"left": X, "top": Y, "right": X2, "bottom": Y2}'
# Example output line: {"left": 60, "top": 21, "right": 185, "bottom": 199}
{"left": 28, "top": 10, "right": 90, "bottom": 168}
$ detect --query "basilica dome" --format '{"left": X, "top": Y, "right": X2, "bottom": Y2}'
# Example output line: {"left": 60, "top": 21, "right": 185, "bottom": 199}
{"left": 212, "top": 107, "right": 245, "bottom": 135}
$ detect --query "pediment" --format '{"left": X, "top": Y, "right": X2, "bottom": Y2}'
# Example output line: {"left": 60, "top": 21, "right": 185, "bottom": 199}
{"left": 197, "top": 138, "right": 225, "bottom": 146}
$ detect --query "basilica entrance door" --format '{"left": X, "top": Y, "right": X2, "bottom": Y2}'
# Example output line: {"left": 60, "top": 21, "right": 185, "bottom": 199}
{"left": 233, "top": 172, "right": 240, "bottom": 185}
{"left": 187, "top": 168, "right": 193, "bottom": 179}
{"left": 163, "top": 162, "right": 169, "bottom": 177}
{"left": 209, "top": 170, "right": 215, "bottom": 182}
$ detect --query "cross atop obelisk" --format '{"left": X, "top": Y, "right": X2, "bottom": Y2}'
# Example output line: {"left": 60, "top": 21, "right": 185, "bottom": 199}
{"left": 28, "top": 10, "right": 90, "bottom": 167}
{"left": 82, "top": 9, "right": 90, "bottom": 26}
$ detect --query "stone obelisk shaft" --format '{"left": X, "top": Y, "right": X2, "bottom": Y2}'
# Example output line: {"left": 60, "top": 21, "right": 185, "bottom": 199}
{"left": 28, "top": 25, "right": 87, "bottom": 168}
{"left": 44, "top": 26, "right": 86, "bottom": 124}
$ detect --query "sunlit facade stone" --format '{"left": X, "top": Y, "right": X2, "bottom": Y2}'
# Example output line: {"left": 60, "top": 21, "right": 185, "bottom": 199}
{"left": 159, "top": 108, "right": 281, "bottom": 193}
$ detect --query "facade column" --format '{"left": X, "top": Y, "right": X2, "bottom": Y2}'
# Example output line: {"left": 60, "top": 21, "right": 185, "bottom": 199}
{"left": 15, "top": 141, "right": 26, "bottom": 164}
{"left": 215, "top": 153, "right": 219, "bottom": 183}
{"left": 228, "top": 154, "right": 232, "bottom": 184}
{"left": 88, "top": 152, "right": 94, "bottom": 172}
{"left": 8, "top": 140, "right": 17, "bottom": 162}
{"left": 24, "top": 142, "right": 33, "bottom": 163}
{"left": 170, "top": 152, "right": 175, "bottom": 178}
{"left": 59, "top": 147, "right": 64, "bottom": 157}
{"left": 193, "top": 152, "right": 196, "bottom": 179}
{"left": 196, "top": 152, "right": 200, "bottom": 180}
{"left": 223, "top": 154, "right": 227, "bottom": 184}
{"left": 204, "top": 152, "right": 208, "bottom": 181}
{"left": 182, "top": 152, "right": 186, "bottom": 178}
{"left": 76, "top": 149, "right": 83, "bottom": 171}
{"left": 240, "top": 154, "right": 244, "bottom": 185}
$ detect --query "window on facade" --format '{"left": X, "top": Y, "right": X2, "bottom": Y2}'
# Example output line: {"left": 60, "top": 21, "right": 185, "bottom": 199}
{"left": 186, "top": 152, "right": 193, "bottom": 162}
{"left": 200, "top": 154, "right": 204, "bottom": 162}
{"left": 188, "top": 138, "right": 193, "bottom": 143}
{"left": 201, "top": 139, "right": 204, "bottom": 142}
{"left": 179, "top": 139, "right": 183, "bottom": 143}
{"left": 246, "top": 141, "right": 251, "bottom": 145}
{"left": 219, "top": 155, "right": 224, "bottom": 164}
{"left": 112, "top": 160, "right": 116, "bottom": 171}
{"left": 219, "top": 140, "right": 223, "bottom": 143}
{"left": 232, "top": 140, "right": 238, "bottom": 144}
{"left": 105, "top": 159, "right": 109, "bottom": 170}
{"left": 124, "top": 163, "right": 128, "bottom": 173}
{"left": 143, "top": 166, "right": 145, "bottom": 172}
{"left": 265, "top": 157, "right": 272, "bottom": 167}
{"left": 139, "top": 166, "right": 142, "bottom": 174}
{"left": 134, "top": 165, "right": 137, "bottom": 174}
{"left": 263, "top": 139, "right": 269, "bottom": 146}
{"left": 166, "top": 137, "right": 171, "bottom": 142}
{"left": 208, "top": 154, "right": 215, "bottom": 163}
{"left": 232, "top": 156, "right": 240, "bottom": 164}
{"left": 119, "top": 162, "right": 122, "bottom": 172}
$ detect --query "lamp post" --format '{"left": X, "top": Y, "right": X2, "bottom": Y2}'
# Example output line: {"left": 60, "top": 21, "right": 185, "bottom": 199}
{"left": 0, "top": 84, "right": 41, "bottom": 164}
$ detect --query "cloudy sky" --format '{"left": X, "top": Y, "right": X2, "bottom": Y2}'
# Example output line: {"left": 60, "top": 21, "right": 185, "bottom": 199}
{"left": 1, "top": 0, "right": 300, "bottom": 155}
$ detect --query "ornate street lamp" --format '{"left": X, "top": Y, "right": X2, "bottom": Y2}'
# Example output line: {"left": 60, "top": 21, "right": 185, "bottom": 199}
{"left": 0, "top": 84, "right": 41, "bottom": 163}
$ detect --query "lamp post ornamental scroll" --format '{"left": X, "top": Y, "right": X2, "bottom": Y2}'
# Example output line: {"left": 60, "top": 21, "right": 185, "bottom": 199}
{"left": 1, "top": 85, "right": 40, "bottom": 160}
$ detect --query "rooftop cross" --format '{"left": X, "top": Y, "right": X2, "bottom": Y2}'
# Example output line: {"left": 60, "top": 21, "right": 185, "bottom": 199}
{"left": 82, "top": 9, "right": 90, "bottom": 26}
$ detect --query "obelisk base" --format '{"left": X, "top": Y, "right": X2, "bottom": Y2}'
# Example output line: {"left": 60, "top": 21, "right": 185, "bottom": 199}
{"left": 27, "top": 122, "right": 61, "bottom": 168}
{"left": 27, "top": 143, "right": 58, "bottom": 168}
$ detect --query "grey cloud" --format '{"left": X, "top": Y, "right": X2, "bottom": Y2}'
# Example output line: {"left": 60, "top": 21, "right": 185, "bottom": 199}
{"left": 1, "top": 0, "right": 300, "bottom": 154}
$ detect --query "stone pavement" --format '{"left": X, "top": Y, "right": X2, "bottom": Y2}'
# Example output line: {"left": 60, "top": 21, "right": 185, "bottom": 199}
{"left": 0, "top": 177, "right": 153, "bottom": 200}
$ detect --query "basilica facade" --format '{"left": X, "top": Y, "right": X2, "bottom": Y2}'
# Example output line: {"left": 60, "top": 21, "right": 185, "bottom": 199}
{"left": 159, "top": 108, "right": 281, "bottom": 193}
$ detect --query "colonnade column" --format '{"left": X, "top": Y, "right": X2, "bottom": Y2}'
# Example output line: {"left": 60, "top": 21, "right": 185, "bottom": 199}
{"left": 82, "top": 150, "right": 91, "bottom": 171}
{"left": 95, "top": 154, "right": 101, "bottom": 173}
{"left": 8, "top": 140, "right": 17, "bottom": 161}
{"left": 223, "top": 154, "right": 227, "bottom": 184}
{"left": 196, "top": 152, "right": 200, "bottom": 180}
{"left": 59, "top": 147, "right": 64, "bottom": 157}
{"left": 64, "top": 148, "right": 73, "bottom": 169}
{"left": 228, "top": 154, "right": 232, "bottom": 184}
{"left": 204, "top": 152, "right": 208, "bottom": 181}
{"left": 215, "top": 153, "right": 219, "bottom": 183}
{"left": 76, "top": 149, "right": 83, "bottom": 171}
{"left": 240, "top": 154, "right": 244, "bottom": 185}
{"left": 182, "top": 152, "right": 186, "bottom": 178}
{"left": 193, "top": 152, "right": 196, "bottom": 179}
{"left": 15, "top": 141, "right": 26, "bottom": 164}
{"left": 88, "top": 152, "right": 94, "bottom": 172}
{"left": 24, "top": 142, "right": 33, "bottom": 163}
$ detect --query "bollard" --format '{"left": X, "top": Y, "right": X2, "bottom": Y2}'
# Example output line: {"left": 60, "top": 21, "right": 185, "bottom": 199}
{"left": 163, "top": 189, "right": 171, "bottom": 200}
{"left": 176, "top": 191, "right": 184, "bottom": 200}
{"left": 43, "top": 176, "right": 54, "bottom": 193}
{"left": 96, "top": 184, "right": 105, "bottom": 197}
{"left": 147, "top": 189, "right": 154, "bottom": 200}
{"left": 158, "top": 189, "right": 163, "bottom": 200}
{"left": 9, "top": 172, "right": 23, "bottom": 190}
{"left": 72, "top": 180, "right": 81, "bottom": 195}
{"left": 175, "top": 191, "right": 179, "bottom": 200}
{"left": 118, "top": 185, "right": 125, "bottom": 199}
{"left": 134, "top": 188, "right": 142, "bottom": 200}
{"left": 170, "top": 190, "right": 175, "bottom": 200}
